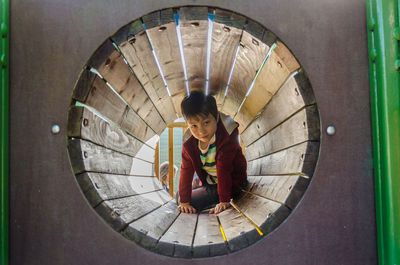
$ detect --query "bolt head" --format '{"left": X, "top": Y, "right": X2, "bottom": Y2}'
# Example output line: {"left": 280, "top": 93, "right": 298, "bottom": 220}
{"left": 51, "top": 124, "right": 61, "bottom": 135}
{"left": 326, "top": 125, "right": 336, "bottom": 136}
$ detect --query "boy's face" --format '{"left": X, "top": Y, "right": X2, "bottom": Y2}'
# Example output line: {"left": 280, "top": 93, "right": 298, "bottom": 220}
{"left": 187, "top": 113, "right": 218, "bottom": 145}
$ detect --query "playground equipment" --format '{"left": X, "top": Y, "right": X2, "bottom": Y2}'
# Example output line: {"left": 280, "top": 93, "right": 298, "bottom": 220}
{"left": 1, "top": 0, "right": 399, "bottom": 264}
{"left": 66, "top": 6, "right": 320, "bottom": 257}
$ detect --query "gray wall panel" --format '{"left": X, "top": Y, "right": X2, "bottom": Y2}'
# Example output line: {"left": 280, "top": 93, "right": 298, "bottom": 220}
{"left": 10, "top": 0, "right": 376, "bottom": 264}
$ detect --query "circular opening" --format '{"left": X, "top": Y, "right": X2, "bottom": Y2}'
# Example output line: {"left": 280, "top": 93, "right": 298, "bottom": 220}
{"left": 67, "top": 6, "right": 320, "bottom": 258}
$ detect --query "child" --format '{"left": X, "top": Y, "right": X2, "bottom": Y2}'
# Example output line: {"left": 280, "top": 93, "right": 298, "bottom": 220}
{"left": 177, "top": 91, "right": 247, "bottom": 215}
{"left": 159, "top": 161, "right": 178, "bottom": 193}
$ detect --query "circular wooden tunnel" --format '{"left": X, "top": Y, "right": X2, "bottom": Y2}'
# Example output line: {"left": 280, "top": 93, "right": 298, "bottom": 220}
{"left": 66, "top": 6, "right": 320, "bottom": 258}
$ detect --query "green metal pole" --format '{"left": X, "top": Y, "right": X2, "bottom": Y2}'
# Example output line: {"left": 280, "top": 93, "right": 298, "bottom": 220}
{"left": 0, "top": 0, "right": 9, "bottom": 264}
{"left": 366, "top": 0, "right": 400, "bottom": 264}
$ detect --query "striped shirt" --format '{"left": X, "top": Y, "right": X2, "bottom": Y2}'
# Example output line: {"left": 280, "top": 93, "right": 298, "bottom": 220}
{"left": 198, "top": 135, "right": 218, "bottom": 184}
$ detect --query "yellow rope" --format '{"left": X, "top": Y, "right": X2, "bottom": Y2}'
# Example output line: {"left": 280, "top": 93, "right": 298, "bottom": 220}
{"left": 230, "top": 201, "right": 264, "bottom": 236}
{"left": 216, "top": 216, "right": 227, "bottom": 242}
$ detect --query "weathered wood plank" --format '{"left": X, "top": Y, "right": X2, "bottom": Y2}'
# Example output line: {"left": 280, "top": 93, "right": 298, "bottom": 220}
{"left": 67, "top": 106, "right": 144, "bottom": 157}
{"left": 178, "top": 6, "right": 208, "bottom": 20}
{"left": 129, "top": 158, "right": 154, "bottom": 177}
{"left": 213, "top": 8, "right": 246, "bottom": 30}
{"left": 241, "top": 71, "right": 316, "bottom": 146}
{"left": 67, "top": 138, "right": 133, "bottom": 175}
{"left": 134, "top": 143, "right": 155, "bottom": 163}
{"left": 234, "top": 193, "right": 290, "bottom": 234}
{"left": 144, "top": 134, "right": 159, "bottom": 149}
{"left": 247, "top": 175, "right": 309, "bottom": 209}
{"left": 73, "top": 70, "right": 155, "bottom": 143}
{"left": 236, "top": 41, "right": 301, "bottom": 130}
{"left": 73, "top": 71, "right": 124, "bottom": 121}
{"left": 159, "top": 8, "right": 175, "bottom": 25}
{"left": 123, "top": 201, "right": 179, "bottom": 251}
{"left": 177, "top": 7, "right": 209, "bottom": 90}
{"left": 76, "top": 172, "right": 162, "bottom": 207}
{"left": 142, "top": 8, "right": 174, "bottom": 29}
{"left": 221, "top": 31, "right": 270, "bottom": 119}
{"left": 72, "top": 68, "right": 96, "bottom": 102}
{"left": 209, "top": 22, "right": 242, "bottom": 106}
{"left": 111, "top": 20, "right": 144, "bottom": 46}
{"left": 141, "top": 10, "right": 161, "bottom": 30}
{"left": 274, "top": 40, "right": 301, "bottom": 73}
{"left": 218, "top": 209, "right": 257, "bottom": 251}
{"left": 157, "top": 212, "right": 198, "bottom": 258}
{"left": 118, "top": 30, "right": 177, "bottom": 124}
{"left": 180, "top": 17, "right": 208, "bottom": 90}
{"left": 247, "top": 141, "right": 320, "bottom": 177}
{"left": 118, "top": 107, "right": 156, "bottom": 143}
{"left": 95, "top": 190, "right": 171, "bottom": 231}
{"left": 146, "top": 22, "right": 186, "bottom": 117}
{"left": 86, "top": 38, "right": 116, "bottom": 70}
{"left": 245, "top": 105, "right": 320, "bottom": 161}
{"left": 95, "top": 41, "right": 166, "bottom": 134}
{"left": 218, "top": 207, "right": 261, "bottom": 252}
{"left": 245, "top": 18, "right": 265, "bottom": 41}
{"left": 192, "top": 212, "right": 227, "bottom": 257}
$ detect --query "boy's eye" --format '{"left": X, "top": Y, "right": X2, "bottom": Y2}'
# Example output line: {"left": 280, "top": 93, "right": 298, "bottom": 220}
{"left": 191, "top": 124, "right": 197, "bottom": 129}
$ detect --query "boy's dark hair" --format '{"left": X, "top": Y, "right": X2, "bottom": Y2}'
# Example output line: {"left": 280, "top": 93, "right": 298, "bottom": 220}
{"left": 181, "top": 91, "right": 218, "bottom": 120}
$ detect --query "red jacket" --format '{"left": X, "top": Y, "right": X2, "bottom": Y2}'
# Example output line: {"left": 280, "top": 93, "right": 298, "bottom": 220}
{"left": 178, "top": 115, "right": 247, "bottom": 203}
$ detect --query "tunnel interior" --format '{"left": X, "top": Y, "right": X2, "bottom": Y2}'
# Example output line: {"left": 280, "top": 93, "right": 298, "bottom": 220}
{"left": 67, "top": 6, "right": 320, "bottom": 258}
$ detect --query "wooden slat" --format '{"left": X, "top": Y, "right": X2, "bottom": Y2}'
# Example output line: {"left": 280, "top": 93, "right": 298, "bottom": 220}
{"left": 74, "top": 71, "right": 124, "bottom": 121}
{"left": 111, "top": 20, "right": 144, "bottom": 46}
{"left": 72, "top": 69, "right": 96, "bottom": 102}
{"left": 95, "top": 190, "right": 171, "bottom": 231}
{"left": 146, "top": 22, "right": 186, "bottom": 117}
{"left": 245, "top": 105, "right": 320, "bottom": 161}
{"left": 262, "top": 29, "right": 277, "bottom": 47}
{"left": 221, "top": 31, "right": 270, "bottom": 119}
{"left": 86, "top": 38, "right": 116, "bottom": 70}
{"left": 144, "top": 134, "right": 159, "bottom": 149}
{"left": 129, "top": 158, "right": 154, "bottom": 177}
{"left": 141, "top": 8, "right": 174, "bottom": 29}
{"left": 241, "top": 71, "right": 315, "bottom": 146}
{"left": 157, "top": 213, "right": 197, "bottom": 258}
{"left": 117, "top": 31, "right": 177, "bottom": 124}
{"left": 247, "top": 175, "right": 309, "bottom": 209}
{"left": 178, "top": 6, "right": 209, "bottom": 20}
{"left": 95, "top": 41, "right": 166, "bottom": 134}
{"left": 192, "top": 212, "right": 227, "bottom": 257}
{"left": 73, "top": 70, "right": 155, "bottom": 143}
{"left": 236, "top": 41, "right": 301, "bottom": 130}
{"left": 234, "top": 193, "right": 290, "bottom": 234}
{"left": 244, "top": 18, "right": 265, "bottom": 41}
{"left": 193, "top": 214, "right": 223, "bottom": 247}
{"left": 67, "top": 106, "right": 144, "bottom": 157}
{"left": 179, "top": 17, "right": 208, "bottom": 90}
{"left": 134, "top": 143, "right": 155, "bottom": 163}
{"left": 209, "top": 22, "right": 242, "bottom": 106}
{"left": 247, "top": 141, "right": 319, "bottom": 177}
{"left": 217, "top": 207, "right": 261, "bottom": 252}
{"left": 67, "top": 138, "right": 133, "bottom": 175}
{"left": 213, "top": 8, "right": 246, "bottom": 30}
{"left": 76, "top": 172, "right": 162, "bottom": 207}
{"left": 123, "top": 201, "right": 179, "bottom": 251}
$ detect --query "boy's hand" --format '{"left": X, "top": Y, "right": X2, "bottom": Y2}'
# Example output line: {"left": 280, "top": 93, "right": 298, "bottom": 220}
{"left": 178, "top": 202, "right": 197, "bottom": 214}
{"left": 209, "top": 202, "right": 230, "bottom": 215}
